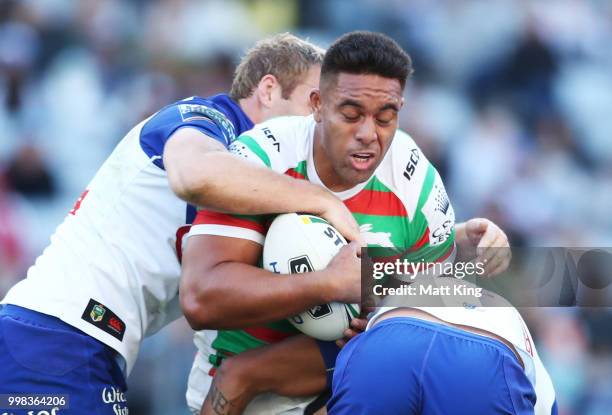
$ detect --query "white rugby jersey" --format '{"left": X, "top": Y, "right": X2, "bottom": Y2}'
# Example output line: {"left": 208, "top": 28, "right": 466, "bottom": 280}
{"left": 368, "top": 281, "right": 557, "bottom": 415}
{"left": 1, "top": 94, "right": 253, "bottom": 374}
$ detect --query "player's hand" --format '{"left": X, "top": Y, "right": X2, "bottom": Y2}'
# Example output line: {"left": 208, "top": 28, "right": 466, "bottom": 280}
{"left": 326, "top": 241, "right": 362, "bottom": 304}
{"left": 464, "top": 218, "right": 511, "bottom": 277}
{"left": 336, "top": 317, "right": 367, "bottom": 348}
{"left": 316, "top": 197, "right": 365, "bottom": 246}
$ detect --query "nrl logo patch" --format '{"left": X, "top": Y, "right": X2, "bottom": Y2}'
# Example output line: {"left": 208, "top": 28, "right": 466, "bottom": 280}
{"left": 90, "top": 304, "right": 106, "bottom": 322}
{"left": 82, "top": 299, "right": 126, "bottom": 341}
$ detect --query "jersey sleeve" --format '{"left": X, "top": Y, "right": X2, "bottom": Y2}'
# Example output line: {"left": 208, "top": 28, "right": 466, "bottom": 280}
{"left": 384, "top": 130, "right": 456, "bottom": 264}
{"left": 188, "top": 209, "right": 269, "bottom": 245}
{"left": 140, "top": 97, "right": 236, "bottom": 169}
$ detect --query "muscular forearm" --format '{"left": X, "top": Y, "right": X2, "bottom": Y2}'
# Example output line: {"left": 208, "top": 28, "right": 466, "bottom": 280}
{"left": 191, "top": 152, "right": 336, "bottom": 216}
{"left": 165, "top": 129, "right": 362, "bottom": 243}
{"left": 181, "top": 262, "right": 336, "bottom": 330}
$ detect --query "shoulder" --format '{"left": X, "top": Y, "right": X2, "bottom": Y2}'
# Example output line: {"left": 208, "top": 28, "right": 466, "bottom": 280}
{"left": 231, "top": 115, "right": 315, "bottom": 170}
{"left": 374, "top": 129, "right": 434, "bottom": 216}
{"left": 240, "top": 115, "right": 315, "bottom": 145}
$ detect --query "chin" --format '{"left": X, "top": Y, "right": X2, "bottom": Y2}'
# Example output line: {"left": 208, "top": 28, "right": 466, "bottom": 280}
{"left": 347, "top": 170, "right": 374, "bottom": 186}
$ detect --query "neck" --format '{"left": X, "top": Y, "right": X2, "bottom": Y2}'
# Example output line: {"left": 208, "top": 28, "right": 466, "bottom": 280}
{"left": 238, "top": 96, "right": 264, "bottom": 125}
{"left": 313, "top": 125, "right": 352, "bottom": 192}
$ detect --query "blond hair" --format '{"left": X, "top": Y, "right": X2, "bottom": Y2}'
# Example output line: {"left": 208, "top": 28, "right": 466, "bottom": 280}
{"left": 230, "top": 33, "right": 324, "bottom": 101}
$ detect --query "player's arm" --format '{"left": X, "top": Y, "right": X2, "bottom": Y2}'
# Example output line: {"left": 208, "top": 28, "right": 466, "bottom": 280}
{"left": 201, "top": 335, "right": 327, "bottom": 415}
{"left": 180, "top": 232, "right": 361, "bottom": 330}
{"left": 163, "top": 128, "right": 361, "bottom": 243}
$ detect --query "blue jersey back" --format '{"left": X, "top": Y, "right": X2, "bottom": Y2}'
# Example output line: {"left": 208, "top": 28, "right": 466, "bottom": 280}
{"left": 140, "top": 94, "right": 253, "bottom": 170}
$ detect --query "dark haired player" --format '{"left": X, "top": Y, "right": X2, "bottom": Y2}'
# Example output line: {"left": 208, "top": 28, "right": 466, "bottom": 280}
{"left": 182, "top": 31, "right": 512, "bottom": 415}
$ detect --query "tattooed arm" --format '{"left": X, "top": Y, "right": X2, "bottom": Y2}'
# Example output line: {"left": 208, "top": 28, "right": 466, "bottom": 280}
{"left": 200, "top": 335, "right": 327, "bottom": 415}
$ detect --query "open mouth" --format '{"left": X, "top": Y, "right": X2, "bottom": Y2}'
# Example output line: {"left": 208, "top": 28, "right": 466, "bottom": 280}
{"left": 349, "top": 152, "right": 376, "bottom": 170}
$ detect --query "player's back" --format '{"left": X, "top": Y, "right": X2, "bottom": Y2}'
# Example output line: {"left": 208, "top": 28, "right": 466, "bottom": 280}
{"left": 368, "top": 280, "right": 557, "bottom": 415}
{"left": 1, "top": 94, "right": 253, "bottom": 374}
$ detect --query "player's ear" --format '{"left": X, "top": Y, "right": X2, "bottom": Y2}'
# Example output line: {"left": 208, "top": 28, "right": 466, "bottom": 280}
{"left": 256, "top": 74, "right": 280, "bottom": 109}
{"left": 310, "top": 90, "right": 322, "bottom": 122}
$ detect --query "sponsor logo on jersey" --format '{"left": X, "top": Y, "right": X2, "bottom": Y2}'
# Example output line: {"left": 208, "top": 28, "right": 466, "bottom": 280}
{"left": 431, "top": 219, "right": 453, "bottom": 244}
{"left": 262, "top": 127, "right": 280, "bottom": 152}
{"left": 422, "top": 177, "right": 455, "bottom": 246}
{"left": 434, "top": 187, "right": 451, "bottom": 215}
{"left": 289, "top": 255, "right": 314, "bottom": 274}
{"left": 360, "top": 224, "right": 395, "bottom": 248}
{"left": 81, "top": 299, "right": 126, "bottom": 341}
{"left": 101, "top": 386, "right": 128, "bottom": 415}
{"left": 177, "top": 104, "right": 236, "bottom": 142}
{"left": 403, "top": 148, "right": 420, "bottom": 181}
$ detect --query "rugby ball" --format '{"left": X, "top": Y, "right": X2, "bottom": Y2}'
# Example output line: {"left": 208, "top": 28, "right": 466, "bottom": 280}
{"left": 263, "top": 213, "right": 360, "bottom": 341}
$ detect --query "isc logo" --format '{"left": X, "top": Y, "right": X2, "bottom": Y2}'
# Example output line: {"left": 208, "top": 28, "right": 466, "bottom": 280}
{"left": 289, "top": 256, "right": 314, "bottom": 274}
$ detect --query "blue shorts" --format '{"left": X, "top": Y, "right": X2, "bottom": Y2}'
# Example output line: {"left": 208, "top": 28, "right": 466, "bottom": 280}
{"left": 0, "top": 304, "right": 128, "bottom": 414}
{"left": 328, "top": 317, "right": 537, "bottom": 415}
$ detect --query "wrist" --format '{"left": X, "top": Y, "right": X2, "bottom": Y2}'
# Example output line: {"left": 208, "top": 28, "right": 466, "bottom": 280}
{"left": 217, "top": 355, "right": 261, "bottom": 398}
{"left": 296, "top": 182, "right": 335, "bottom": 216}
{"left": 312, "top": 269, "right": 342, "bottom": 304}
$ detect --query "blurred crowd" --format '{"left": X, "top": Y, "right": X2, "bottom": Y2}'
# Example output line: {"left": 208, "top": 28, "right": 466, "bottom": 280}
{"left": 0, "top": 0, "right": 610, "bottom": 414}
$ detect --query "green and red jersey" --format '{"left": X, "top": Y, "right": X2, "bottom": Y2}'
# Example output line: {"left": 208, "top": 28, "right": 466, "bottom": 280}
{"left": 189, "top": 115, "right": 456, "bottom": 364}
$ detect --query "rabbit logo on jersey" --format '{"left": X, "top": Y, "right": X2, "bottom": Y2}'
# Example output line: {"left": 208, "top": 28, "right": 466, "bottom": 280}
{"left": 101, "top": 386, "right": 128, "bottom": 414}
{"left": 360, "top": 224, "right": 395, "bottom": 248}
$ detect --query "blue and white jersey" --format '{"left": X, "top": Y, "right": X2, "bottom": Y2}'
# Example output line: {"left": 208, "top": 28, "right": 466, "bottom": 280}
{"left": 2, "top": 94, "right": 253, "bottom": 375}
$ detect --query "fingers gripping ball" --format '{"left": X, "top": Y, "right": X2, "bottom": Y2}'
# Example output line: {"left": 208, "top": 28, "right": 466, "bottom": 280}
{"left": 263, "top": 213, "right": 360, "bottom": 341}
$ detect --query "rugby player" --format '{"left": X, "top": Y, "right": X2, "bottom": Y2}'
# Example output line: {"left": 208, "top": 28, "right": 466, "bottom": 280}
{"left": 181, "top": 31, "right": 511, "bottom": 415}
{"left": 0, "top": 33, "right": 363, "bottom": 413}
{"left": 327, "top": 278, "right": 558, "bottom": 414}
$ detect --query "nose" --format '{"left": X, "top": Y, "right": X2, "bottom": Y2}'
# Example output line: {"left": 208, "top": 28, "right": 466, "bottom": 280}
{"left": 355, "top": 117, "right": 377, "bottom": 146}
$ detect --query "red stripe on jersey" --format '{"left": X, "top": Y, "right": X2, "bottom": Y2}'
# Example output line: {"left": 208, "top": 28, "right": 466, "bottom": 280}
{"left": 284, "top": 168, "right": 306, "bottom": 180}
{"left": 193, "top": 210, "right": 266, "bottom": 234}
{"left": 243, "top": 326, "right": 294, "bottom": 343}
{"left": 344, "top": 190, "right": 407, "bottom": 217}
{"left": 410, "top": 228, "right": 430, "bottom": 252}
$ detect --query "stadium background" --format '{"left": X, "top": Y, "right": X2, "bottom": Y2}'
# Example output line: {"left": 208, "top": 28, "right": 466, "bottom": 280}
{"left": 0, "top": 0, "right": 610, "bottom": 413}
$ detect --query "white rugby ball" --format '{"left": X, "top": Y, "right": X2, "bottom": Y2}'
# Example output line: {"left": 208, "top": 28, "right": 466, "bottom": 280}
{"left": 263, "top": 213, "right": 360, "bottom": 341}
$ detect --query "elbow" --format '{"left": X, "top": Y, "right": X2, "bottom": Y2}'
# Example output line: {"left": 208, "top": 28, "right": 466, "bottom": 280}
{"left": 168, "top": 170, "right": 206, "bottom": 204}
{"left": 180, "top": 291, "right": 208, "bottom": 331}
{"left": 179, "top": 276, "right": 224, "bottom": 330}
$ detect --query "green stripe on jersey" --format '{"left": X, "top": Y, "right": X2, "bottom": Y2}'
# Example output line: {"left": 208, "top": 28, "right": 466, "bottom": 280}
{"left": 239, "top": 135, "right": 271, "bottom": 167}
{"left": 211, "top": 320, "right": 300, "bottom": 362}
{"left": 294, "top": 160, "right": 308, "bottom": 178}
{"left": 366, "top": 176, "right": 393, "bottom": 193}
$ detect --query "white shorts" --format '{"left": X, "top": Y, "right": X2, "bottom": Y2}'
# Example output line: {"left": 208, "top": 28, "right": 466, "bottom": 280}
{"left": 186, "top": 351, "right": 316, "bottom": 415}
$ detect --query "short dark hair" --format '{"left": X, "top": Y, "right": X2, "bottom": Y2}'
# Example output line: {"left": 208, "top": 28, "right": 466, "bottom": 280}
{"left": 321, "top": 31, "right": 413, "bottom": 89}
